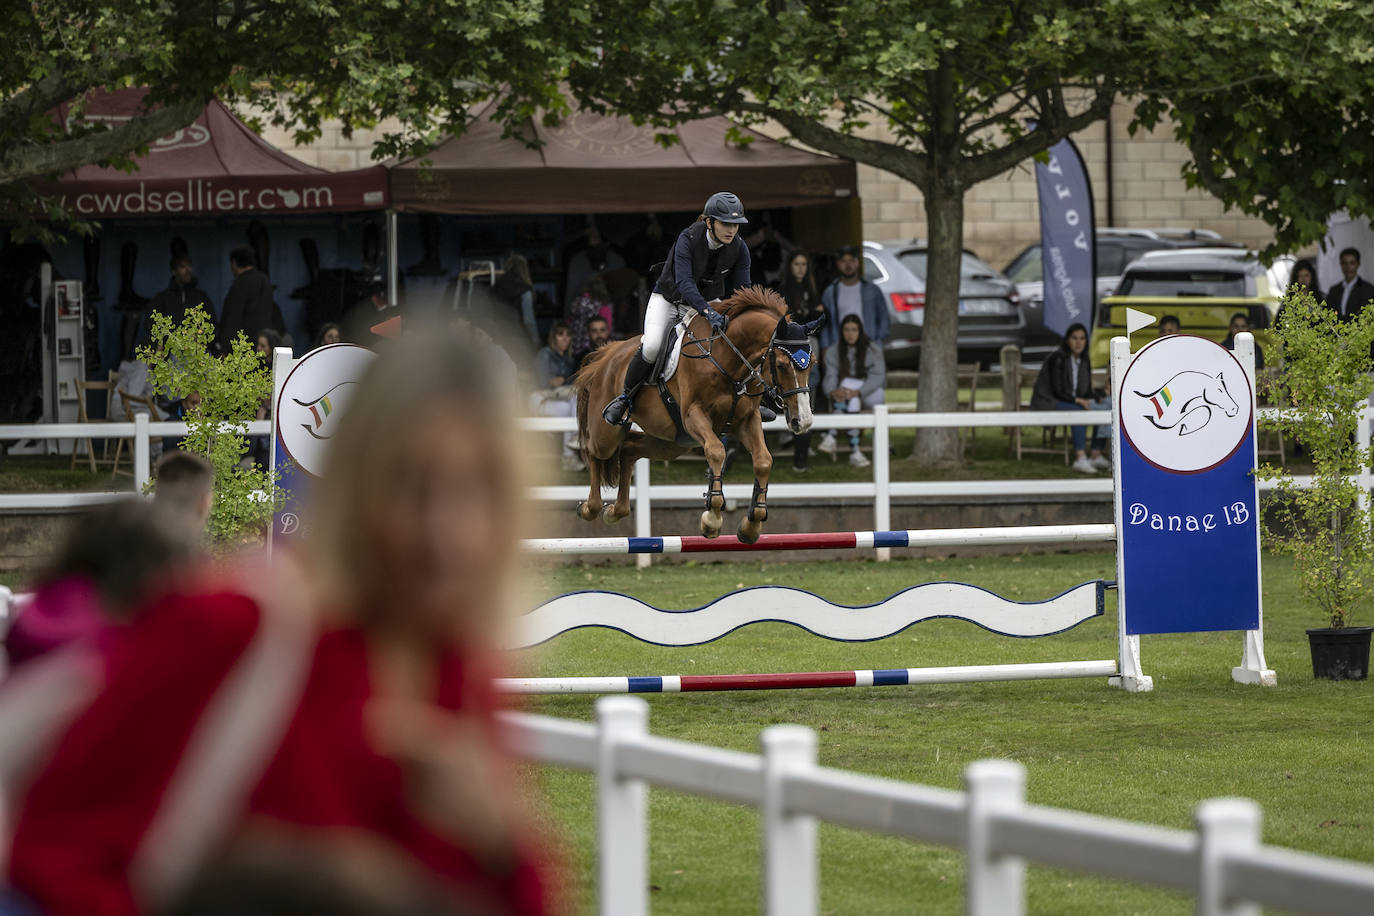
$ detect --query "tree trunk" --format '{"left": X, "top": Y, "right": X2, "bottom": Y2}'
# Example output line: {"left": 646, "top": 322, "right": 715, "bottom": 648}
{"left": 913, "top": 183, "right": 965, "bottom": 465}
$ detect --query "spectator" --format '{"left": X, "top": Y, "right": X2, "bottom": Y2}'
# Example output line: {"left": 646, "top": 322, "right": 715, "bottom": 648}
{"left": 1157, "top": 314, "right": 1181, "bottom": 337}
{"left": 214, "top": 246, "right": 274, "bottom": 357}
{"left": 1030, "top": 322, "right": 1110, "bottom": 474}
{"left": 774, "top": 251, "right": 824, "bottom": 472}
{"left": 532, "top": 322, "right": 582, "bottom": 472}
{"left": 564, "top": 221, "right": 625, "bottom": 310}
{"left": 568, "top": 276, "right": 615, "bottom": 364}
{"left": 255, "top": 328, "right": 284, "bottom": 360}
{"left": 1289, "top": 259, "right": 1323, "bottom": 305}
{"left": 1325, "top": 247, "right": 1374, "bottom": 321}
{"left": 148, "top": 254, "right": 213, "bottom": 330}
{"left": 1222, "top": 312, "right": 1265, "bottom": 368}
{"left": 820, "top": 314, "right": 886, "bottom": 468}
{"left": 819, "top": 245, "right": 888, "bottom": 352}
{"left": 313, "top": 322, "right": 342, "bottom": 349}
{"left": 578, "top": 315, "right": 611, "bottom": 376}
{"left": 493, "top": 255, "right": 538, "bottom": 346}
{"left": 248, "top": 329, "right": 284, "bottom": 468}
{"left": 152, "top": 450, "right": 215, "bottom": 538}
{"left": 2, "top": 499, "right": 198, "bottom": 670}
{"left": 3, "top": 330, "right": 552, "bottom": 916}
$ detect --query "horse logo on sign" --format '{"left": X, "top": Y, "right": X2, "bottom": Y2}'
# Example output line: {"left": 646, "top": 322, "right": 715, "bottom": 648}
{"left": 275, "top": 344, "right": 376, "bottom": 477}
{"left": 1118, "top": 335, "right": 1253, "bottom": 474}
{"left": 1134, "top": 370, "right": 1238, "bottom": 437}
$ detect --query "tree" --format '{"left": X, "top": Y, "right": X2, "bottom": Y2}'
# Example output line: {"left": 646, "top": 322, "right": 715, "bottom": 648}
{"left": 562, "top": 0, "right": 1374, "bottom": 464}
{"left": 141, "top": 306, "right": 280, "bottom": 547}
{"left": 2, "top": 0, "right": 572, "bottom": 236}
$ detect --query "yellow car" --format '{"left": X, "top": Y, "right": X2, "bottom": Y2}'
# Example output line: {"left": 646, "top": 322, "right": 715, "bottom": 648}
{"left": 1089, "top": 249, "right": 1294, "bottom": 367}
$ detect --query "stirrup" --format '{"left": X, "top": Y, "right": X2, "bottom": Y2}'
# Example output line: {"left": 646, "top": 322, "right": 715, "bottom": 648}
{"left": 602, "top": 393, "right": 633, "bottom": 426}
{"left": 759, "top": 403, "right": 777, "bottom": 423}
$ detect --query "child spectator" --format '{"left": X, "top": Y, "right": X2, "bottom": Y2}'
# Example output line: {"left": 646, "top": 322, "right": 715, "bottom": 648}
{"left": 820, "top": 315, "right": 886, "bottom": 468}
{"left": 1157, "top": 314, "right": 1181, "bottom": 337}
{"left": 1030, "top": 322, "right": 1110, "bottom": 474}
{"left": 567, "top": 276, "right": 614, "bottom": 364}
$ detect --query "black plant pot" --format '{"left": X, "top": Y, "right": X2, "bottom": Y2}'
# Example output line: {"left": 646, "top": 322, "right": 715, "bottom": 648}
{"left": 1307, "top": 626, "right": 1373, "bottom": 680}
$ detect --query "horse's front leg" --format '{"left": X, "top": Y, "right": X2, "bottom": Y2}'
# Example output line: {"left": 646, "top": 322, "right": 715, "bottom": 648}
{"left": 683, "top": 405, "right": 726, "bottom": 538}
{"left": 734, "top": 409, "right": 772, "bottom": 544}
{"left": 605, "top": 446, "right": 635, "bottom": 524}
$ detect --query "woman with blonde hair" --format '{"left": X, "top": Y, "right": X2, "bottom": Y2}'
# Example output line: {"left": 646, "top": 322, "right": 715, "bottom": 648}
{"left": 4, "top": 329, "right": 552, "bottom": 916}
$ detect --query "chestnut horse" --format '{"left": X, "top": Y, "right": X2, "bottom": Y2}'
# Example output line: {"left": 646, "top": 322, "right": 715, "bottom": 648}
{"left": 574, "top": 286, "right": 823, "bottom": 542}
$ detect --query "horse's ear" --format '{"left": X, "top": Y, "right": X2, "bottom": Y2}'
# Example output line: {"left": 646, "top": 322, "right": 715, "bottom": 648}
{"left": 803, "top": 313, "right": 828, "bottom": 336}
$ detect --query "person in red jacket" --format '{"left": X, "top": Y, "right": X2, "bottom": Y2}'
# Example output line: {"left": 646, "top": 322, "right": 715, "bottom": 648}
{"left": 3, "top": 329, "right": 553, "bottom": 916}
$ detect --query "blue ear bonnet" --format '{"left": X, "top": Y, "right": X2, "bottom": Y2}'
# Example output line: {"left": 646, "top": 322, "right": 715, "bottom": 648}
{"left": 775, "top": 319, "right": 814, "bottom": 369}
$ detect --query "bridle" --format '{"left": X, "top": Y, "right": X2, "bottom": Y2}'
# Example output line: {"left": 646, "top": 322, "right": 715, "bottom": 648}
{"left": 683, "top": 316, "right": 812, "bottom": 417}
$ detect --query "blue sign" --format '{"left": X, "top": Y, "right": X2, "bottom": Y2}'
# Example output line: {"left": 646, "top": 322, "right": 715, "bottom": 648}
{"left": 1117, "top": 335, "right": 1260, "bottom": 635}
{"left": 1034, "top": 137, "right": 1096, "bottom": 336}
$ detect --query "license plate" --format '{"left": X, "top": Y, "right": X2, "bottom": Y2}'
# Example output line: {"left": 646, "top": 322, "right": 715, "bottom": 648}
{"left": 958, "top": 299, "right": 1006, "bottom": 315}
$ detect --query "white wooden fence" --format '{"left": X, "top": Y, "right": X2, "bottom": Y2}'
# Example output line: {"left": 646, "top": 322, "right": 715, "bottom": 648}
{"left": 504, "top": 696, "right": 1374, "bottom": 916}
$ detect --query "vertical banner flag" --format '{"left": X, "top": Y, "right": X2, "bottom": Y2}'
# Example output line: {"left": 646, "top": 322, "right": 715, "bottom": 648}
{"left": 1034, "top": 137, "right": 1097, "bottom": 336}
{"left": 1115, "top": 334, "right": 1261, "bottom": 634}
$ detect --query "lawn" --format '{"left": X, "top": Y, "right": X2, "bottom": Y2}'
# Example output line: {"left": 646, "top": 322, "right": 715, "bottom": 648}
{"left": 518, "top": 551, "right": 1372, "bottom": 915}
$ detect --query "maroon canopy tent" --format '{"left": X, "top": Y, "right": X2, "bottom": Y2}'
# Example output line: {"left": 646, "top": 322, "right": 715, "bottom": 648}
{"left": 389, "top": 102, "right": 856, "bottom": 214}
{"left": 36, "top": 89, "right": 388, "bottom": 217}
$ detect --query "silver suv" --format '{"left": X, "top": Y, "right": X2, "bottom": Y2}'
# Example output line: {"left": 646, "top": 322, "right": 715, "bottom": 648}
{"left": 860, "top": 240, "right": 1023, "bottom": 369}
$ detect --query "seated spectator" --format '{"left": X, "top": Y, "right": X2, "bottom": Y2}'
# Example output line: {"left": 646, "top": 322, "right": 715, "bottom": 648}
{"left": 532, "top": 322, "right": 582, "bottom": 471}
{"left": 1222, "top": 312, "right": 1266, "bottom": 368}
{"left": 110, "top": 325, "right": 164, "bottom": 461}
{"left": 3, "top": 499, "right": 198, "bottom": 670}
{"left": 3, "top": 330, "right": 553, "bottom": 916}
{"left": 1157, "top": 314, "right": 1181, "bottom": 337}
{"left": 578, "top": 315, "right": 611, "bottom": 374}
{"left": 313, "top": 322, "right": 342, "bottom": 349}
{"left": 568, "top": 276, "right": 614, "bottom": 364}
{"left": 1030, "top": 322, "right": 1110, "bottom": 474}
{"left": 820, "top": 315, "right": 885, "bottom": 468}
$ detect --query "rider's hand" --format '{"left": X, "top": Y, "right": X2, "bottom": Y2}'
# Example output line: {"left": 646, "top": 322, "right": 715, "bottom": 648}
{"left": 703, "top": 308, "right": 727, "bottom": 332}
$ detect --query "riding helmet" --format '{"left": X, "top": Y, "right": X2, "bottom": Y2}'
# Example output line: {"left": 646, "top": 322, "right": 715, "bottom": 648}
{"left": 704, "top": 191, "right": 749, "bottom": 224}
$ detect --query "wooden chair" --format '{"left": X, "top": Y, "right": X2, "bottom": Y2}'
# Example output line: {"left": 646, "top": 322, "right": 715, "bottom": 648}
{"left": 955, "top": 362, "right": 982, "bottom": 455}
{"left": 1012, "top": 363, "right": 1071, "bottom": 464}
{"left": 117, "top": 389, "right": 164, "bottom": 478}
{"left": 1255, "top": 367, "right": 1286, "bottom": 466}
{"left": 71, "top": 371, "right": 128, "bottom": 475}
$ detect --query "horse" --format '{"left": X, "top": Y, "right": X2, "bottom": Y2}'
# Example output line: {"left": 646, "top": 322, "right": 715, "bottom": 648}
{"left": 574, "top": 286, "right": 823, "bottom": 543}
{"left": 1134, "top": 370, "right": 1238, "bottom": 436}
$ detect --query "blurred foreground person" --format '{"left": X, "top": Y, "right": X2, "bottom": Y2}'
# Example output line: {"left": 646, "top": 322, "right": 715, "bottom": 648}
{"left": 150, "top": 451, "right": 215, "bottom": 539}
{"left": 3, "top": 331, "right": 552, "bottom": 916}
{"left": 3, "top": 499, "right": 198, "bottom": 671}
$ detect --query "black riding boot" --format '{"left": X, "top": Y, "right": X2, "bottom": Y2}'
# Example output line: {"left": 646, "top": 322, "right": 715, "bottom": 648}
{"left": 603, "top": 347, "right": 654, "bottom": 426}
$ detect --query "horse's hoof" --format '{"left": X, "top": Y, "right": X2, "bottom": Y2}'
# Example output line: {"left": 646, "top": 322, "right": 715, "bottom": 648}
{"left": 602, "top": 505, "right": 625, "bottom": 526}
{"left": 577, "top": 501, "right": 600, "bottom": 522}
{"left": 737, "top": 518, "right": 762, "bottom": 544}
{"left": 700, "top": 510, "right": 723, "bottom": 538}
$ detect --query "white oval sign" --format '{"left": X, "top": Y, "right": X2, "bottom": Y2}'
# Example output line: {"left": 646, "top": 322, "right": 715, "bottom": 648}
{"left": 275, "top": 343, "right": 376, "bottom": 477}
{"left": 1118, "top": 334, "right": 1254, "bottom": 474}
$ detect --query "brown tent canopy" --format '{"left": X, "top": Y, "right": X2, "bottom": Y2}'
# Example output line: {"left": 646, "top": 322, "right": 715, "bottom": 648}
{"left": 390, "top": 102, "right": 856, "bottom": 214}
{"left": 35, "top": 89, "right": 388, "bottom": 217}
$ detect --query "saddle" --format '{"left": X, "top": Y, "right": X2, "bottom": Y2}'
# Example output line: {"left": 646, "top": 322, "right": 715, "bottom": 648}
{"left": 649, "top": 314, "right": 697, "bottom": 448}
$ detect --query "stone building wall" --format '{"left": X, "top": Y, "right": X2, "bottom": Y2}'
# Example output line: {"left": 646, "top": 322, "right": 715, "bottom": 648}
{"left": 254, "top": 100, "right": 1280, "bottom": 270}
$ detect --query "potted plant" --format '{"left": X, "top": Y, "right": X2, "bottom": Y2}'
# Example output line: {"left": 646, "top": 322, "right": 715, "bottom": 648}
{"left": 1259, "top": 288, "right": 1374, "bottom": 679}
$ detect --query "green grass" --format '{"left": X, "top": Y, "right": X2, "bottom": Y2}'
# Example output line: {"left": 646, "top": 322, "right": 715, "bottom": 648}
{"left": 0, "top": 454, "right": 135, "bottom": 495}
{"left": 518, "top": 552, "right": 1373, "bottom": 915}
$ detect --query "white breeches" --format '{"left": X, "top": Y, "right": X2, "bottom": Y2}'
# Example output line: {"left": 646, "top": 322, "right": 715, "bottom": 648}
{"left": 640, "top": 293, "right": 689, "bottom": 362}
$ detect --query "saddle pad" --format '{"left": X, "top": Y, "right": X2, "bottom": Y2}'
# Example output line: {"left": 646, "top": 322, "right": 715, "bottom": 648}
{"left": 658, "top": 321, "right": 689, "bottom": 383}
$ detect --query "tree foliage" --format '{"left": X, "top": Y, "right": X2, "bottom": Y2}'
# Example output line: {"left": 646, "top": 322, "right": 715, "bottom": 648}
{"left": 2, "top": 0, "right": 572, "bottom": 233}
{"left": 140, "top": 307, "right": 280, "bottom": 548}
{"left": 1259, "top": 289, "right": 1374, "bottom": 628}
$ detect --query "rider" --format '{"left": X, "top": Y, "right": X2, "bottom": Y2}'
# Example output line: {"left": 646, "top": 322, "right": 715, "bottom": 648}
{"left": 602, "top": 191, "right": 753, "bottom": 426}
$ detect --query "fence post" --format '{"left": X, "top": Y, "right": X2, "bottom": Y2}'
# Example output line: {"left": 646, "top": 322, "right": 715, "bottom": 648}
{"left": 761, "top": 725, "right": 818, "bottom": 916}
{"left": 596, "top": 696, "right": 649, "bottom": 916}
{"left": 634, "top": 457, "right": 652, "bottom": 569}
{"left": 873, "top": 403, "right": 891, "bottom": 562}
{"left": 1359, "top": 406, "right": 1372, "bottom": 514}
{"left": 965, "top": 759, "right": 1026, "bottom": 916}
{"left": 134, "top": 412, "right": 151, "bottom": 494}
{"left": 1196, "top": 798, "right": 1261, "bottom": 916}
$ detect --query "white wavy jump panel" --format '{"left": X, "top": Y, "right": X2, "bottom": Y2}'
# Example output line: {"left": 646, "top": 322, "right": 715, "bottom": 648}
{"left": 511, "top": 581, "right": 1106, "bottom": 649}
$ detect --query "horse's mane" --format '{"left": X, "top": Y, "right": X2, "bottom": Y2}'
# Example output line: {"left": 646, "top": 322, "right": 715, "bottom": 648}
{"left": 720, "top": 285, "right": 787, "bottom": 320}
{"left": 574, "top": 340, "right": 623, "bottom": 398}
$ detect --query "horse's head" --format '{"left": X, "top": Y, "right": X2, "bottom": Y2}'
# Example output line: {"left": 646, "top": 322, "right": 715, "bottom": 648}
{"left": 1207, "top": 371, "right": 1239, "bottom": 417}
{"left": 768, "top": 314, "right": 825, "bottom": 434}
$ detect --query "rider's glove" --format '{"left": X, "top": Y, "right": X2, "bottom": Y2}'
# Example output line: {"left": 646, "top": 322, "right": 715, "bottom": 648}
{"left": 703, "top": 308, "right": 727, "bottom": 332}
